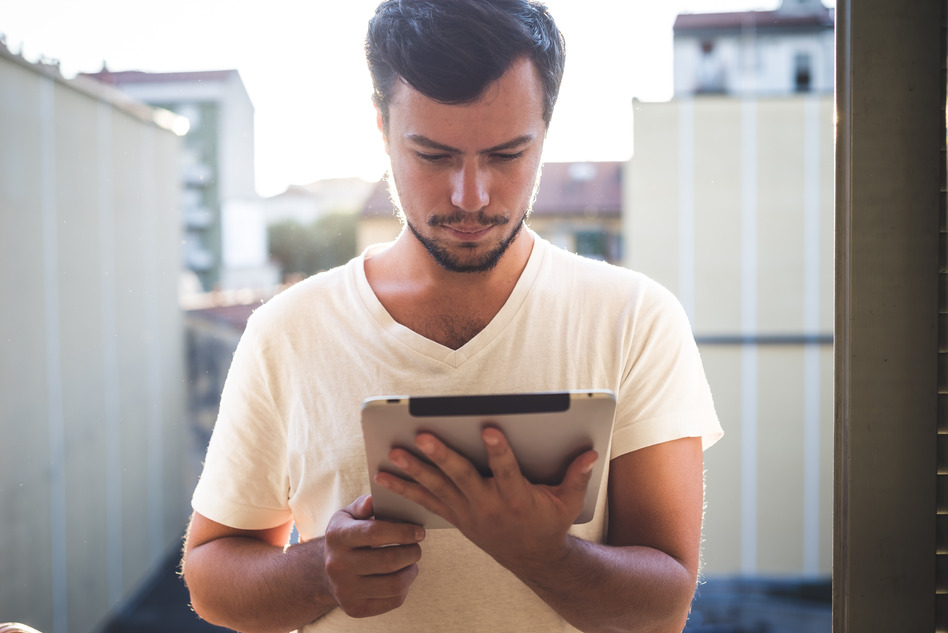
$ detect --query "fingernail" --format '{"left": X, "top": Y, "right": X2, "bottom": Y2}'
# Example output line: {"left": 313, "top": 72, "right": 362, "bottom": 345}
{"left": 416, "top": 436, "right": 435, "bottom": 455}
{"left": 582, "top": 460, "right": 596, "bottom": 475}
{"left": 483, "top": 431, "right": 499, "bottom": 447}
{"left": 414, "top": 527, "right": 426, "bottom": 542}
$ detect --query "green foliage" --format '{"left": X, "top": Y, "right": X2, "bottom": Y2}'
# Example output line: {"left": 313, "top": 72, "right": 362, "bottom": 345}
{"left": 268, "top": 212, "right": 358, "bottom": 279}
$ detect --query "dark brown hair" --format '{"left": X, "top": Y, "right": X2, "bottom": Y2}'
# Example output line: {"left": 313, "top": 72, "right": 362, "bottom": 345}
{"left": 365, "top": 0, "right": 565, "bottom": 129}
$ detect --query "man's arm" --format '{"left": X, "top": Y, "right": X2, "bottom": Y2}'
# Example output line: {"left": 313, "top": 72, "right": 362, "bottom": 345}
{"left": 515, "top": 436, "right": 703, "bottom": 633}
{"left": 181, "top": 496, "right": 426, "bottom": 633}
{"left": 376, "top": 429, "right": 703, "bottom": 633}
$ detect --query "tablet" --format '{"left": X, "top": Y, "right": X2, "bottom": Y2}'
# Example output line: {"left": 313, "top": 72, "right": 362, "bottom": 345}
{"left": 361, "top": 390, "right": 616, "bottom": 529}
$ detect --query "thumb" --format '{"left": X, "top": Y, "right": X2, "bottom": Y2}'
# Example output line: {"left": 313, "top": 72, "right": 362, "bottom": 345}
{"left": 344, "top": 494, "right": 374, "bottom": 521}
{"left": 561, "top": 450, "right": 598, "bottom": 497}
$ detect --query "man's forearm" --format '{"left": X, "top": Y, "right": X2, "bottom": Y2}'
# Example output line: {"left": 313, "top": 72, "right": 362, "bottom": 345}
{"left": 505, "top": 536, "right": 696, "bottom": 633}
{"left": 184, "top": 536, "right": 335, "bottom": 633}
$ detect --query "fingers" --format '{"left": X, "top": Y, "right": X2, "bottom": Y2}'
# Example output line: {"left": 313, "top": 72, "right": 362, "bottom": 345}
{"left": 324, "top": 537, "right": 421, "bottom": 582}
{"left": 323, "top": 497, "right": 425, "bottom": 618}
{"left": 376, "top": 431, "right": 507, "bottom": 525}
{"left": 481, "top": 427, "right": 528, "bottom": 500}
{"left": 415, "top": 433, "right": 484, "bottom": 491}
{"left": 378, "top": 442, "right": 462, "bottom": 523}
{"left": 483, "top": 428, "right": 597, "bottom": 517}
{"left": 387, "top": 433, "right": 488, "bottom": 499}
{"left": 344, "top": 494, "right": 374, "bottom": 521}
{"left": 381, "top": 430, "right": 597, "bottom": 512}
{"left": 332, "top": 495, "right": 426, "bottom": 548}
{"left": 325, "top": 561, "right": 420, "bottom": 618}
{"left": 399, "top": 429, "right": 520, "bottom": 493}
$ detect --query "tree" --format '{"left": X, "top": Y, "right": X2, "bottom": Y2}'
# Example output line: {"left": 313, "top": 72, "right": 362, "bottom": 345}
{"left": 268, "top": 211, "right": 358, "bottom": 280}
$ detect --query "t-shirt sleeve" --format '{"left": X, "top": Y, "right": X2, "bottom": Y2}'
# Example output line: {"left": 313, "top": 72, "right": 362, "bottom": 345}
{"left": 610, "top": 279, "right": 723, "bottom": 459}
{"left": 191, "top": 313, "right": 294, "bottom": 530}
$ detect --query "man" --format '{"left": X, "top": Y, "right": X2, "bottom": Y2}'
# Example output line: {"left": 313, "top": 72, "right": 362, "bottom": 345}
{"left": 182, "top": 1, "right": 722, "bottom": 632}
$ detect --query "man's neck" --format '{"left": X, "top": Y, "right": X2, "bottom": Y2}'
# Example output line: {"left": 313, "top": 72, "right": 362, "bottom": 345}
{"left": 364, "top": 228, "right": 535, "bottom": 349}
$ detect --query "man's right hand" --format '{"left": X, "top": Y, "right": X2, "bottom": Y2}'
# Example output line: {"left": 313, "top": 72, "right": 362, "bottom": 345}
{"left": 182, "top": 498, "right": 424, "bottom": 632}
{"left": 322, "top": 495, "right": 426, "bottom": 618}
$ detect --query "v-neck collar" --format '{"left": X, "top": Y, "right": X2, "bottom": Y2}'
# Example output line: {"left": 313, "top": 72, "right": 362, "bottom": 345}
{"left": 354, "top": 232, "right": 546, "bottom": 369}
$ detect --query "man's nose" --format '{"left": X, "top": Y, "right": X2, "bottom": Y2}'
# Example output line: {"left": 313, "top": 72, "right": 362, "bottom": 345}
{"left": 450, "top": 164, "right": 490, "bottom": 212}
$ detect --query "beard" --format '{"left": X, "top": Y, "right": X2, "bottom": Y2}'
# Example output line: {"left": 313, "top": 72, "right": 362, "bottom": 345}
{"left": 404, "top": 208, "right": 528, "bottom": 273}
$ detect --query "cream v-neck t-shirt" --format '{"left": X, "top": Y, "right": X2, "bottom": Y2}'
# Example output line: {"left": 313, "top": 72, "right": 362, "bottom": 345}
{"left": 192, "top": 233, "right": 722, "bottom": 632}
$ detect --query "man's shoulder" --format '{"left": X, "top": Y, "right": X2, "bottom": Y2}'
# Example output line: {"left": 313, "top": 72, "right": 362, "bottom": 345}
{"left": 536, "top": 239, "right": 684, "bottom": 314}
{"left": 539, "top": 239, "right": 658, "bottom": 288}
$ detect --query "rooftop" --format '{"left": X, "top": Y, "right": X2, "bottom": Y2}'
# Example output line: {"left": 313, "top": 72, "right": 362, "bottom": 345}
{"left": 80, "top": 67, "right": 240, "bottom": 87}
{"left": 674, "top": 7, "right": 833, "bottom": 33}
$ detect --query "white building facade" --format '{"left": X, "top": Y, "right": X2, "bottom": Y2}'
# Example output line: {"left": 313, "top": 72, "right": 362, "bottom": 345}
{"left": 673, "top": 0, "right": 834, "bottom": 97}
{"left": 83, "top": 68, "right": 277, "bottom": 292}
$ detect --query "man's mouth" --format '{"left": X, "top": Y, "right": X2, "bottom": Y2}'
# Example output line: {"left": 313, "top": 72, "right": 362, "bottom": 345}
{"left": 428, "top": 211, "right": 509, "bottom": 230}
{"left": 442, "top": 224, "right": 496, "bottom": 240}
{"left": 447, "top": 224, "right": 495, "bottom": 234}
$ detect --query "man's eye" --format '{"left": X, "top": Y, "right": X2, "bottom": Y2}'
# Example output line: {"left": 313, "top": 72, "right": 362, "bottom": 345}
{"left": 493, "top": 151, "right": 524, "bottom": 162}
{"left": 417, "top": 152, "right": 449, "bottom": 163}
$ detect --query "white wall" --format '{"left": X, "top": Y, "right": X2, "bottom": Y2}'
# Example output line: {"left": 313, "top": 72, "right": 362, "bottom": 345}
{"left": 0, "top": 51, "right": 190, "bottom": 633}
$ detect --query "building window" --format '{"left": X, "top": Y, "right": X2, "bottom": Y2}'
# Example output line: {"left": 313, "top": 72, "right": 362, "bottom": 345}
{"left": 574, "top": 229, "right": 621, "bottom": 263}
{"left": 794, "top": 52, "right": 812, "bottom": 93}
{"left": 697, "top": 39, "right": 726, "bottom": 94}
{"left": 177, "top": 103, "right": 202, "bottom": 131}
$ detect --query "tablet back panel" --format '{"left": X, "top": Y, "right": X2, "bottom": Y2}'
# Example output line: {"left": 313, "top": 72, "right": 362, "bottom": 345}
{"left": 361, "top": 390, "right": 616, "bottom": 529}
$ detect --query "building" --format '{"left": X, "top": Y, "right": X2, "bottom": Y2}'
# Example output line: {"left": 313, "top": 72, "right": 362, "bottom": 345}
{"left": 673, "top": 0, "right": 834, "bottom": 96}
{"left": 82, "top": 68, "right": 277, "bottom": 292}
{"left": 357, "top": 161, "right": 623, "bottom": 264}
{"left": 625, "top": 0, "right": 837, "bottom": 588}
{"left": 0, "top": 43, "right": 191, "bottom": 633}
{"left": 526, "top": 161, "right": 622, "bottom": 263}
{"left": 357, "top": 177, "right": 401, "bottom": 253}
{"left": 262, "top": 177, "right": 377, "bottom": 227}
{"left": 628, "top": 94, "right": 835, "bottom": 582}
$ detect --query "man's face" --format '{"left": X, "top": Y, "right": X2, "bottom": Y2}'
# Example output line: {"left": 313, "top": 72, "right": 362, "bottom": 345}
{"left": 381, "top": 57, "right": 547, "bottom": 273}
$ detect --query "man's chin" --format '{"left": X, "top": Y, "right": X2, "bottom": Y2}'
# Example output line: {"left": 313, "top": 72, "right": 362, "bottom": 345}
{"left": 429, "top": 245, "right": 505, "bottom": 273}
{"left": 408, "top": 220, "right": 524, "bottom": 273}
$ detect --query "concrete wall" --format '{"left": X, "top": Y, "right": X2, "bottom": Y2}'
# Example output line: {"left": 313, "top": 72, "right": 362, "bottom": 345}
{"left": 626, "top": 94, "right": 835, "bottom": 577}
{"left": 0, "top": 50, "right": 190, "bottom": 633}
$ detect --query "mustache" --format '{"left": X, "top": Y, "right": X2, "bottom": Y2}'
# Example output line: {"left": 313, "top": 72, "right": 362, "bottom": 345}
{"left": 427, "top": 211, "right": 510, "bottom": 228}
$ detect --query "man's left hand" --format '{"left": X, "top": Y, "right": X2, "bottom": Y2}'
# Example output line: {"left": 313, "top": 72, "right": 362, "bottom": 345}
{"left": 374, "top": 426, "right": 598, "bottom": 568}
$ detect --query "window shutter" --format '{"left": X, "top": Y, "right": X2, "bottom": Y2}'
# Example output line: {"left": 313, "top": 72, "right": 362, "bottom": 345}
{"left": 938, "top": 16, "right": 948, "bottom": 630}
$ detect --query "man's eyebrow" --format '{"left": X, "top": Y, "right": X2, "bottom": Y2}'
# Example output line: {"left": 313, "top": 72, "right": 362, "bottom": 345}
{"left": 405, "top": 134, "right": 536, "bottom": 154}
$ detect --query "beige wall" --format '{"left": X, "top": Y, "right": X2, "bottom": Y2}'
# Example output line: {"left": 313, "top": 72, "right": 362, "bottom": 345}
{"left": 357, "top": 216, "right": 403, "bottom": 253}
{"left": 627, "top": 95, "right": 835, "bottom": 576}
{"left": 0, "top": 52, "right": 189, "bottom": 633}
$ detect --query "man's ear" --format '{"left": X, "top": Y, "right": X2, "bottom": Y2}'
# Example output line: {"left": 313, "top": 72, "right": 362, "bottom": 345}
{"left": 375, "top": 106, "right": 389, "bottom": 155}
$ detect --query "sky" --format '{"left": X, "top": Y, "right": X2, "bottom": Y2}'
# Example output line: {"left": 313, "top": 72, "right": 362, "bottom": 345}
{"left": 1, "top": 0, "right": 833, "bottom": 197}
